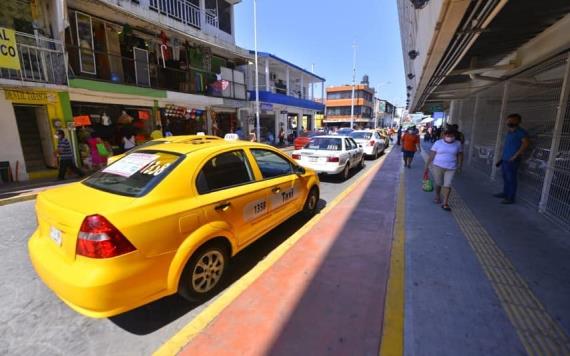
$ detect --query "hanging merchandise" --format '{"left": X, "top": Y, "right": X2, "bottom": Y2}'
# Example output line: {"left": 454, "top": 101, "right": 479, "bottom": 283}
{"left": 159, "top": 31, "right": 170, "bottom": 68}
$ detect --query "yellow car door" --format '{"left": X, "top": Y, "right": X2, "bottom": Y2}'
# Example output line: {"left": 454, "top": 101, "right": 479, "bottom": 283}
{"left": 248, "top": 148, "right": 306, "bottom": 224}
{"left": 195, "top": 149, "right": 269, "bottom": 249}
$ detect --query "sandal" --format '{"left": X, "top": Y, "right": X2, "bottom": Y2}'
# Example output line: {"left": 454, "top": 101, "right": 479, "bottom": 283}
{"left": 441, "top": 204, "right": 451, "bottom": 211}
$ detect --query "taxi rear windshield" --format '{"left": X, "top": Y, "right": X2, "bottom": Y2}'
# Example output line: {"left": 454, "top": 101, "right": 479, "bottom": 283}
{"left": 305, "top": 137, "right": 342, "bottom": 151}
{"left": 351, "top": 132, "right": 372, "bottom": 140}
{"left": 83, "top": 151, "right": 182, "bottom": 197}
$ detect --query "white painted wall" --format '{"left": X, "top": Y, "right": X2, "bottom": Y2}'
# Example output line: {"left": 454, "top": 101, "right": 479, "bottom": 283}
{"left": 0, "top": 92, "right": 28, "bottom": 181}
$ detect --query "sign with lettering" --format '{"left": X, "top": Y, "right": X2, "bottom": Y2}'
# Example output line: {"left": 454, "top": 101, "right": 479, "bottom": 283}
{"left": 73, "top": 115, "right": 92, "bottom": 126}
{"left": 4, "top": 90, "right": 55, "bottom": 104}
{"left": 0, "top": 27, "right": 20, "bottom": 70}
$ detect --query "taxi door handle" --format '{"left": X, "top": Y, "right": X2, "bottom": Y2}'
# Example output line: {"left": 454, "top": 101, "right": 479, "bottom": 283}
{"left": 272, "top": 187, "right": 281, "bottom": 194}
{"left": 215, "top": 202, "right": 231, "bottom": 212}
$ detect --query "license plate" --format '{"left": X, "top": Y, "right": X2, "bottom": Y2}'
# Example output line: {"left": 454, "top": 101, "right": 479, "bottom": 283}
{"left": 309, "top": 157, "right": 318, "bottom": 162}
{"left": 50, "top": 226, "right": 62, "bottom": 246}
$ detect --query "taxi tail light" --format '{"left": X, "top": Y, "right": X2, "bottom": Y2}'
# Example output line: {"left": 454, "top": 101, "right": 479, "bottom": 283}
{"left": 327, "top": 156, "right": 340, "bottom": 162}
{"left": 369, "top": 140, "right": 375, "bottom": 146}
{"left": 77, "top": 215, "right": 136, "bottom": 258}
{"left": 292, "top": 153, "right": 301, "bottom": 160}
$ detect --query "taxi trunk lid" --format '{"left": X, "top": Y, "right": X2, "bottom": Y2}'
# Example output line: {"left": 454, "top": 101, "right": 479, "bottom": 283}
{"left": 36, "top": 182, "right": 135, "bottom": 262}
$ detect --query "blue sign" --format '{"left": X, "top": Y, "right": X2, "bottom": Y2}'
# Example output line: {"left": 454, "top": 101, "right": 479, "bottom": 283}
{"left": 433, "top": 111, "right": 444, "bottom": 119}
{"left": 260, "top": 103, "right": 273, "bottom": 112}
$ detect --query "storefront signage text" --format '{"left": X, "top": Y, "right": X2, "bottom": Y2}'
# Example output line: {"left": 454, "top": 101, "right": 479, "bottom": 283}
{"left": 260, "top": 103, "right": 273, "bottom": 112}
{"left": 4, "top": 90, "right": 54, "bottom": 104}
{"left": 0, "top": 27, "right": 20, "bottom": 70}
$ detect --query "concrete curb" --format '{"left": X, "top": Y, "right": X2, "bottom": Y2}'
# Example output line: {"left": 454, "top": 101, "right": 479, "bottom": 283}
{"left": 0, "top": 193, "right": 38, "bottom": 206}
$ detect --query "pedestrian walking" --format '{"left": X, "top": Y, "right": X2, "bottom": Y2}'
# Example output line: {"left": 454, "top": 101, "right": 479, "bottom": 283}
{"left": 401, "top": 126, "right": 421, "bottom": 168}
{"left": 424, "top": 128, "right": 463, "bottom": 211}
{"left": 278, "top": 127, "right": 286, "bottom": 146}
{"left": 56, "top": 130, "right": 84, "bottom": 181}
{"left": 122, "top": 133, "right": 136, "bottom": 151}
{"left": 397, "top": 126, "right": 402, "bottom": 145}
{"left": 493, "top": 113, "right": 529, "bottom": 204}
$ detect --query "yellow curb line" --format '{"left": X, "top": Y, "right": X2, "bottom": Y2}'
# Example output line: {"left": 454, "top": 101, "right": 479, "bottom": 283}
{"left": 0, "top": 194, "right": 38, "bottom": 207}
{"left": 379, "top": 169, "right": 406, "bottom": 356}
{"left": 154, "top": 150, "right": 392, "bottom": 356}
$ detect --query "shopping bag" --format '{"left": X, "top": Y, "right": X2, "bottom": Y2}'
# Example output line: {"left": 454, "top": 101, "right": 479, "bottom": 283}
{"left": 96, "top": 143, "right": 110, "bottom": 157}
{"left": 422, "top": 170, "right": 433, "bottom": 192}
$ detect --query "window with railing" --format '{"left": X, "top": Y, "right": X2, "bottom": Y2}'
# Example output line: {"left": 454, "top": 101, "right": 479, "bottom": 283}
{"left": 0, "top": 31, "right": 67, "bottom": 85}
{"left": 149, "top": 0, "right": 201, "bottom": 29}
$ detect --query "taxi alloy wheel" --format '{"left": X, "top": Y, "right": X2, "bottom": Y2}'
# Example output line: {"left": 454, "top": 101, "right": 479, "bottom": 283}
{"left": 192, "top": 250, "right": 224, "bottom": 293}
{"left": 302, "top": 187, "right": 320, "bottom": 217}
{"left": 179, "top": 243, "right": 229, "bottom": 301}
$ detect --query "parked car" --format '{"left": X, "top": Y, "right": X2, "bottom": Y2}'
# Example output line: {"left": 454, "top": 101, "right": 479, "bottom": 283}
{"left": 292, "top": 135, "right": 364, "bottom": 181}
{"left": 28, "top": 139, "right": 320, "bottom": 318}
{"left": 294, "top": 131, "right": 319, "bottom": 150}
{"left": 350, "top": 130, "right": 385, "bottom": 159}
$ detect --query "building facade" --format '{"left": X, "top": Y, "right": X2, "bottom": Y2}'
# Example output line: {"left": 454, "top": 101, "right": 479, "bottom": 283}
{"left": 1, "top": 0, "right": 251, "bottom": 181}
{"left": 374, "top": 98, "right": 396, "bottom": 128}
{"left": 325, "top": 84, "right": 375, "bottom": 129}
{"left": 398, "top": 0, "right": 570, "bottom": 228}
{"left": 240, "top": 51, "right": 325, "bottom": 143}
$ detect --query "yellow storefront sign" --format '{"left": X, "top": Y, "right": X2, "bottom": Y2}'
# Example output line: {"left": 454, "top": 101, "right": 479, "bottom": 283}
{"left": 4, "top": 89, "right": 56, "bottom": 104}
{"left": 0, "top": 27, "right": 20, "bottom": 70}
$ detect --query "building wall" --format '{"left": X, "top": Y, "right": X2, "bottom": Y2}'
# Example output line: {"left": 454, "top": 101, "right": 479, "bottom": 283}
{"left": 0, "top": 92, "right": 26, "bottom": 181}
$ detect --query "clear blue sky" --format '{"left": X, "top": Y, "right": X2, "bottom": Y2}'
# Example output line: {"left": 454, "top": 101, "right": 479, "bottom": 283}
{"left": 234, "top": 0, "right": 406, "bottom": 106}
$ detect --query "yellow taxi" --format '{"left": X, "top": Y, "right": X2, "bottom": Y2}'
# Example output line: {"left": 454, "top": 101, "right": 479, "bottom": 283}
{"left": 106, "top": 135, "right": 222, "bottom": 165}
{"left": 28, "top": 136, "right": 320, "bottom": 318}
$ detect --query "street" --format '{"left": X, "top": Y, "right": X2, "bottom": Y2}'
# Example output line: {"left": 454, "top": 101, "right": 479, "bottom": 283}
{"left": 0, "top": 149, "right": 388, "bottom": 355}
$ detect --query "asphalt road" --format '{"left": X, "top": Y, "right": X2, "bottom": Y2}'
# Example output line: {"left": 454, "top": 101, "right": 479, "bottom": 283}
{"left": 0, "top": 148, "right": 390, "bottom": 355}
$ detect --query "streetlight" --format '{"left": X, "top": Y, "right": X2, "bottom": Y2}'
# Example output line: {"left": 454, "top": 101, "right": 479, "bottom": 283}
{"left": 253, "top": 0, "right": 260, "bottom": 142}
{"left": 350, "top": 42, "right": 357, "bottom": 129}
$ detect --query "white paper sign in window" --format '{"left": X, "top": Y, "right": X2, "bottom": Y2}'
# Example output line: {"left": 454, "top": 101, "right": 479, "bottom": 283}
{"left": 103, "top": 153, "right": 158, "bottom": 177}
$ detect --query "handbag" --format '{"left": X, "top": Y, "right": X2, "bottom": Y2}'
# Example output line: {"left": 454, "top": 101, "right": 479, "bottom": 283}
{"left": 96, "top": 143, "right": 110, "bottom": 157}
{"left": 422, "top": 169, "right": 434, "bottom": 192}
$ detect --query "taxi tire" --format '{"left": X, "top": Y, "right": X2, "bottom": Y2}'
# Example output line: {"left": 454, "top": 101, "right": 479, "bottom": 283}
{"left": 359, "top": 157, "right": 365, "bottom": 169}
{"left": 178, "top": 242, "right": 229, "bottom": 302}
{"left": 302, "top": 186, "right": 320, "bottom": 218}
{"left": 340, "top": 164, "right": 350, "bottom": 181}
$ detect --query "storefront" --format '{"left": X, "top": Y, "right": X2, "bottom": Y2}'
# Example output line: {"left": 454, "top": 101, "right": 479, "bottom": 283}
{"left": 0, "top": 89, "right": 67, "bottom": 181}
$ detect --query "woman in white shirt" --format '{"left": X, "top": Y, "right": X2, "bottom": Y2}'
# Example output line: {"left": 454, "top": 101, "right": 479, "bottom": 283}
{"left": 424, "top": 129, "right": 463, "bottom": 211}
{"left": 122, "top": 134, "right": 136, "bottom": 152}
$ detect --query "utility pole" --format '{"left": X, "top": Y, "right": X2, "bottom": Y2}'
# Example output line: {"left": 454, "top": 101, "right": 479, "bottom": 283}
{"left": 350, "top": 42, "right": 357, "bottom": 129}
{"left": 253, "top": 0, "right": 260, "bottom": 142}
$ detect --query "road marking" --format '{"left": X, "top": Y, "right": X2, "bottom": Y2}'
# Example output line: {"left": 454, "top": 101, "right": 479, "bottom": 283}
{"left": 450, "top": 192, "right": 570, "bottom": 355}
{"left": 379, "top": 168, "right": 405, "bottom": 356}
{"left": 154, "top": 150, "right": 392, "bottom": 356}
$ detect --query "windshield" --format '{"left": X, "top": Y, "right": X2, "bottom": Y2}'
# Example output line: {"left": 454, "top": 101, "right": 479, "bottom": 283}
{"left": 83, "top": 151, "right": 183, "bottom": 197}
{"left": 351, "top": 132, "right": 372, "bottom": 140}
{"left": 305, "top": 137, "right": 342, "bottom": 151}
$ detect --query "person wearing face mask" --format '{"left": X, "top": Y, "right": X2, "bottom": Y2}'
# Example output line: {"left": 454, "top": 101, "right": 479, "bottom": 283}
{"left": 401, "top": 126, "right": 421, "bottom": 168}
{"left": 493, "top": 113, "right": 529, "bottom": 204}
{"left": 424, "top": 129, "right": 463, "bottom": 211}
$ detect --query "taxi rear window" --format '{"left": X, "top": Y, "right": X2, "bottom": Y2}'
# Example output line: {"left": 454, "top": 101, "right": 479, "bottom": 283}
{"left": 83, "top": 151, "right": 183, "bottom": 197}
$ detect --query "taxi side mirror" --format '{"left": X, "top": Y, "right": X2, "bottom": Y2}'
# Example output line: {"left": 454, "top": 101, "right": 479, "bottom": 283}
{"left": 358, "top": 144, "right": 363, "bottom": 148}
{"left": 294, "top": 165, "right": 305, "bottom": 175}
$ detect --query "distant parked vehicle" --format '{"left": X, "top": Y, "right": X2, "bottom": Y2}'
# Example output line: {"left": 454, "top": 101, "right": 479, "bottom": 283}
{"left": 292, "top": 135, "right": 364, "bottom": 181}
{"left": 294, "top": 131, "right": 319, "bottom": 150}
{"left": 350, "top": 130, "right": 385, "bottom": 159}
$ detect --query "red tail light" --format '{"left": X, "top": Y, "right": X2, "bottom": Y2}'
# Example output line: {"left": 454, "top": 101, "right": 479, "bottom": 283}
{"left": 77, "top": 215, "right": 136, "bottom": 258}
{"left": 292, "top": 154, "right": 301, "bottom": 160}
{"left": 369, "top": 140, "right": 375, "bottom": 146}
{"left": 327, "top": 156, "right": 340, "bottom": 162}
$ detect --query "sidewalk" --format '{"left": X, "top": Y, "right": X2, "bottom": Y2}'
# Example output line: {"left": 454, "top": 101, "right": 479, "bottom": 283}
{"left": 404, "top": 144, "right": 570, "bottom": 355}
{"left": 0, "top": 177, "right": 80, "bottom": 205}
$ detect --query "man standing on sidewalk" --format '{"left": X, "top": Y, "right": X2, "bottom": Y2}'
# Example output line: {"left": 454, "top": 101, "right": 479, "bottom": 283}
{"left": 494, "top": 113, "right": 529, "bottom": 204}
{"left": 57, "top": 130, "right": 84, "bottom": 181}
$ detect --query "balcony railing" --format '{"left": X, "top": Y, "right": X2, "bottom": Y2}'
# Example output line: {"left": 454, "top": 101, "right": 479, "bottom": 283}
{"left": 205, "top": 9, "right": 219, "bottom": 28}
{"left": 149, "top": 0, "right": 202, "bottom": 28}
{"left": 67, "top": 46, "right": 246, "bottom": 100}
{"left": 0, "top": 31, "right": 67, "bottom": 85}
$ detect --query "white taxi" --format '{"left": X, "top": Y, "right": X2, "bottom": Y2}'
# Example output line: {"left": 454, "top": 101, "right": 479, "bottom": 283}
{"left": 292, "top": 135, "right": 364, "bottom": 181}
{"left": 350, "top": 130, "right": 386, "bottom": 159}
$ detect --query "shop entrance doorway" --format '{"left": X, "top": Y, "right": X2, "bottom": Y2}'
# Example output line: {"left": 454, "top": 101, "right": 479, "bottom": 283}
{"left": 13, "top": 105, "right": 55, "bottom": 173}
